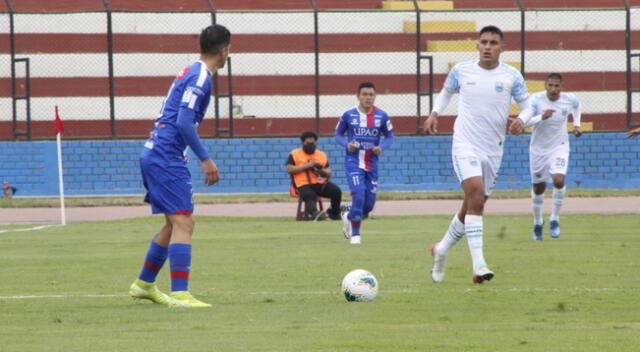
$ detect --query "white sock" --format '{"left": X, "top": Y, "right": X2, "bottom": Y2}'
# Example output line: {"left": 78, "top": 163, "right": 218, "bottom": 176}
{"left": 435, "top": 214, "right": 465, "bottom": 256}
{"left": 531, "top": 190, "right": 544, "bottom": 225}
{"left": 550, "top": 186, "right": 566, "bottom": 222}
{"left": 465, "top": 214, "right": 486, "bottom": 270}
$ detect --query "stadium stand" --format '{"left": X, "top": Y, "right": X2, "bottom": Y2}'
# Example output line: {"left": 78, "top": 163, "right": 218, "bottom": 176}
{"left": 0, "top": 0, "right": 638, "bottom": 139}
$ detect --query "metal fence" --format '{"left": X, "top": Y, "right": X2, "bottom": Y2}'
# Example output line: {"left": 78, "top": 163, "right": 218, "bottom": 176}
{"left": 1, "top": 2, "right": 638, "bottom": 140}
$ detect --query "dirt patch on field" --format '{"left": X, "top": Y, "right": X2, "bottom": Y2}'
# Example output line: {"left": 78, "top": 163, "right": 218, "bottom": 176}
{"left": 1, "top": 197, "right": 638, "bottom": 225}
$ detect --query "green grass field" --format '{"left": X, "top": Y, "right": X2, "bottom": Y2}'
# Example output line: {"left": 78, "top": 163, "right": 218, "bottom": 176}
{"left": 1, "top": 215, "right": 639, "bottom": 351}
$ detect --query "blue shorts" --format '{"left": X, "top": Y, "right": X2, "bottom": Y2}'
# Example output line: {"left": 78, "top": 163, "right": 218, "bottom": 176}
{"left": 345, "top": 168, "right": 378, "bottom": 194}
{"left": 140, "top": 157, "right": 194, "bottom": 214}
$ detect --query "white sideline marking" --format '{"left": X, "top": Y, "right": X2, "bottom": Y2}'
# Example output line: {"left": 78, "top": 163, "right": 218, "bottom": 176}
{"left": 0, "top": 224, "right": 62, "bottom": 234}
{"left": 0, "top": 287, "right": 633, "bottom": 300}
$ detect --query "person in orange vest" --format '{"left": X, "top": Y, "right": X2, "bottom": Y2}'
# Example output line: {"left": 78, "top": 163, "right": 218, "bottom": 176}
{"left": 286, "top": 131, "right": 343, "bottom": 221}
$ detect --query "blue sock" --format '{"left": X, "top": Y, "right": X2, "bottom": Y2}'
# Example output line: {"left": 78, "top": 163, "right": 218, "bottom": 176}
{"left": 138, "top": 240, "right": 168, "bottom": 283}
{"left": 169, "top": 243, "right": 192, "bottom": 292}
{"left": 351, "top": 221, "right": 361, "bottom": 236}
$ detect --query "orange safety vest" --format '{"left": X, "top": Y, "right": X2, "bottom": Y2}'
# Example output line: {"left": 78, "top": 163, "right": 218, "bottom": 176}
{"left": 289, "top": 148, "right": 328, "bottom": 189}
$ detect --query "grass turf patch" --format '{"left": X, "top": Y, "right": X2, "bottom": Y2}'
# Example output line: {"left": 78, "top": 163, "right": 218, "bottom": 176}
{"left": 0, "top": 214, "right": 639, "bottom": 351}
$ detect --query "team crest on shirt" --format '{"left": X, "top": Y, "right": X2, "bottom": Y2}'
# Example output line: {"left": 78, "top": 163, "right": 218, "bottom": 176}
{"left": 375, "top": 119, "right": 381, "bottom": 127}
{"left": 494, "top": 82, "right": 504, "bottom": 93}
{"left": 469, "top": 158, "right": 478, "bottom": 167}
{"left": 562, "top": 109, "right": 568, "bottom": 116}
{"left": 351, "top": 118, "right": 358, "bottom": 125}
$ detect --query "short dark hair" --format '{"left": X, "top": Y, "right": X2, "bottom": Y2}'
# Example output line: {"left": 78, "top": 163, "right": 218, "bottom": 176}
{"left": 300, "top": 131, "right": 318, "bottom": 142}
{"left": 200, "top": 24, "right": 231, "bottom": 55}
{"left": 358, "top": 81, "right": 376, "bottom": 94}
{"left": 479, "top": 25, "right": 504, "bottom": 40}
{"left": 547, "top": 73, "right": 563, "bottom": 81}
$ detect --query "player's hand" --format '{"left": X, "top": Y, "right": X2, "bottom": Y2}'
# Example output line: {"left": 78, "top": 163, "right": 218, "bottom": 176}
{"left": 541, "top": 109, "right": 555, "bottom": 120}
{"left": 573, "top": 126, "right": 583, "bottom": 137}
{"left": 347, "top": 140, "right": 359, "bottom": 152}
{"left": 424, "top": 112, "right": 438, "bottom": 135}
{"left": 627, "top": 127, "right": 640, "bottom": 139}
{"left": 372, "top": 146, "right": 382, "bottom": 156}
{"left": 201, "top": 158, "right": 219, "bottom": 186}
{"left": 508, "top": 117, "right": 525, "bottom": 136}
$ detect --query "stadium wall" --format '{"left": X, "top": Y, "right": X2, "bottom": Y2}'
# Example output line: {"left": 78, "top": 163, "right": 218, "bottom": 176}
{"left": 2, "top": 133, "right": 639, "bottom": 197}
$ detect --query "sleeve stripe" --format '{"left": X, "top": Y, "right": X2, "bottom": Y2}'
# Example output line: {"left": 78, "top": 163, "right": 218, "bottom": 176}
{"left": 188, "top": 94, "right": 198, "bottom": 109}
{"left": 196, "top": 62, "right": 208, "bottom": 87}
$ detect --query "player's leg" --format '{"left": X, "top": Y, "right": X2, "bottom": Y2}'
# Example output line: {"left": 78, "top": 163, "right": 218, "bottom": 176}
{"left": 549, "top": 148, "right": 569, "bottom": 238}
{"left": 460, "top": 175, "right": 493, "bottom": 283}
{"left": 530, "top": 152, "right": 549, "bottom": 241}
{"left": 130, "top": 160, "right": 175, "bottom": 305}
{"left": 362, "top": 171, "right": 377, "bottom": 219}
{"left": 346, "top": 169, "right": 366, "bottom": 244}
{"left": 166, "top": 213, "right": 211, "bottom": 308}
{"left": 129, "top": 218, "right": 175, "bottom": 304}
{"left": 466, "top": 154, "right": 502, "bottom": 283}
{"left": 431, "top": 151, "right": 481, "bottom": 283}
{"left": 317, "top": 181, "right": 342, "bottom": 220}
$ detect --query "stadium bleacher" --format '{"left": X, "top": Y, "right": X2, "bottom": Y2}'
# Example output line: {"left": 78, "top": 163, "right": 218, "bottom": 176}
{"left": 0, "top": 0, "right": 638, "bottom": 138}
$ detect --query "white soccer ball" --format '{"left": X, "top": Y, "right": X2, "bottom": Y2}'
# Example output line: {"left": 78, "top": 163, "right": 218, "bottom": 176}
{"left": 341, "top": 269, "right": 378, "bottom": 302}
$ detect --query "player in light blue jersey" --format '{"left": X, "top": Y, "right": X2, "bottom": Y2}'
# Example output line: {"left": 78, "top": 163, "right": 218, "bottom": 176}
{"left": 518, "top": 73, "right": 582, "bottom": 241}
{"left": 424, "top": 26, "right": 532, "bottom": 284}
{"left": 335, "top": 82, "right": 394, "bottom": 244}
{"left": 129, "top": 25, "right": 231, "bottom": 308}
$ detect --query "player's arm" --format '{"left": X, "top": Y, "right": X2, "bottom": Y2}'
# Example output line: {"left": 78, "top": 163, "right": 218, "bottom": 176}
{"left": 508, "top": 73, "right": 531, "bottom": 135}
{"left": 571, "top": 97, "right": 583, "bottom": 137}
{"left": 176, "top": 84, "right": 219, "bottom": 185}
{"left": 334, "top": 114, "right": 349, "bottom": 148}
{"left": 374, "top": 117, "right": 394, "bottom": 156}
{"left": 425, "top": 67, "right": 459, "bottom": 135}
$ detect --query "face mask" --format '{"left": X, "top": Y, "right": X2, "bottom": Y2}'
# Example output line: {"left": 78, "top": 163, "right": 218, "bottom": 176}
{"left": 302, "top": 143, "right": 316, "bottom": 154}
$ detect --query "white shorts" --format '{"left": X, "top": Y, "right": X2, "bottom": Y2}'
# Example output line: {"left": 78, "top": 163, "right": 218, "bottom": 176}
{"left": 452, "top": 144, "right": 503, "bottom": 196}
{"left": 529, "top": 146, "right": 569, "bottom": 184}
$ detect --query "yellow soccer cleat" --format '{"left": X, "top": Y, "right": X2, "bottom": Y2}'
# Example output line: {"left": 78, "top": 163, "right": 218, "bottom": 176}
{"left": 129, "top": 279, "right": 175, "bottom": 305}
{"left": 169, "top": 291, "right": 212, "bottom": 308}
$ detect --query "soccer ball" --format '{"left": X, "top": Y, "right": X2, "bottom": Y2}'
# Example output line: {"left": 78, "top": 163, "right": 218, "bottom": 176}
{"left": 341, "top": 269, "right": 378, "bottom": 302}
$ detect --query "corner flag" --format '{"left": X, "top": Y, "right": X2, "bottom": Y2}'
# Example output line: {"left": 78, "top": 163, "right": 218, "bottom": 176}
{"left": 55, "top": 105, "right": 66, "bottom": 225}
{"left": 55, "top": 105, "right": 64, "bottom": 133}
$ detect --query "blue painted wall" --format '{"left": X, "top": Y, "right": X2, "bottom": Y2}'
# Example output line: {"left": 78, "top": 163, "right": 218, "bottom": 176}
{"left": 1, "top": 133, "right": 639, "bottom": 197}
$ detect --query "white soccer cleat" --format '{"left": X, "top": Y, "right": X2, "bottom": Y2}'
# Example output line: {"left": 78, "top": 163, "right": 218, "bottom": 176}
{"left": 341, "top": 211, "right": 352, "bottom": 239}
{"left": 350, "top": 235, "right": 361, "bottom": 245}
{"left": 430, "top": 243, "right": 446, "bottom": 283}
{"left": 472, "top": 265, "right": 494, "bottom": 284}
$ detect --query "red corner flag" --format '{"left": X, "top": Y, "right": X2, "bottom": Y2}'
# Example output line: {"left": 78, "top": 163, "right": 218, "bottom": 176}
{"left": 55, "top": 105, "right": 64, "bottom": 134}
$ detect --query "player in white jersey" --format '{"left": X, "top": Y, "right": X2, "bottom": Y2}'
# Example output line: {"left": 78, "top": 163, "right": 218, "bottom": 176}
{"left": 424, "top": 26, "right": 533, "bottom": 284}
{"left": 518, "top": 73, "right": 582, "bottom": 241}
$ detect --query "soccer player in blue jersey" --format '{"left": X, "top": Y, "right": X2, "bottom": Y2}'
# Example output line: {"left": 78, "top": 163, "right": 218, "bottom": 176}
{"left": 335, "top": 82, "right": 394, "bottom": 244}
{"left": 128, "top": 24, "right": 231, "bottom": 308}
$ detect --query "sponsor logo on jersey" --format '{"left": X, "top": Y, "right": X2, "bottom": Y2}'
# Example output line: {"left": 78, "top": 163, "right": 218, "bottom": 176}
{"left": 470, "top": 158, "right": 478, "bottom": 167}
{"left": 495, "top": 81, "right": 504, "bottom": 93}
{"left": 353, "top": 128, "right": 379, "bottom": 137}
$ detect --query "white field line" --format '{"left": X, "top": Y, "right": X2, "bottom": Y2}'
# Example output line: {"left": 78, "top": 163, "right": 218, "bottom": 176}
{"left": 0, "top": 224, "right": 62, "bottom": 234}
{"left": 0, "top": 287, "right": 635, "bottom": 300}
